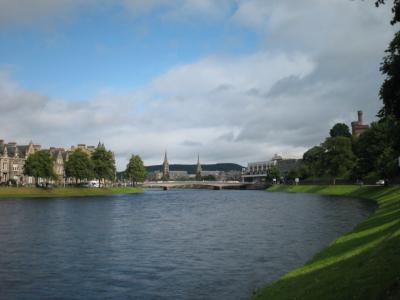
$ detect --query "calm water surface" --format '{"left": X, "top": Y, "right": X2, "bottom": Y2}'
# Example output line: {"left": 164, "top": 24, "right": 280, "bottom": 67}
{"left": 0, "top": 189, "right": 374, "bottom": 300}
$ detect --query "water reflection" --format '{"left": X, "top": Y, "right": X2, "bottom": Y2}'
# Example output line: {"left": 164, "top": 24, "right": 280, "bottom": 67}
{"left": 0, "top": 189, "right": 374, "bottom": 300}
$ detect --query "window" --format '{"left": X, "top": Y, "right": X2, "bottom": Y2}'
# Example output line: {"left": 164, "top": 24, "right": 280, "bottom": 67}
{"left": 13, "top": 164, "right": 18, "bottom": 171}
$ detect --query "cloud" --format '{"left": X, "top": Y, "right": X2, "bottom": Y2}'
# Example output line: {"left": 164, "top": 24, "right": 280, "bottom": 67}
{"left": 0, "top": 50, "right": 314, "bottom": 169}
{"left": 0, "top": 0, "right": 394, "bottom": 34}
{"left": 0, "top": 0, "right": 91, "bottom": 29}
{"left": 0, "top": 0, "right": 395, "bottom": 170}
{"left": 0, "top": 0, "right": 234, "bottom": 29}
{"left": 182, "top": 140, "right": 202, "bottom": 147}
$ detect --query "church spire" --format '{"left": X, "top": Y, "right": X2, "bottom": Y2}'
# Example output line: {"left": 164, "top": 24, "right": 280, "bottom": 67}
{"left": 196, "top": 154, "right": 202, "bottom": 179}
{"left": 162, "top": 151, "right": 169, "bottom": 180}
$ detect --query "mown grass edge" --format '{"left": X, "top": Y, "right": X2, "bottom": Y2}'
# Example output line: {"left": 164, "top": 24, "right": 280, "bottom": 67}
{"left": 253, "top": 185, "right": 400, "bottom": 300}
{"left": 0, "top": 187, "right": 144, "bottom": 199}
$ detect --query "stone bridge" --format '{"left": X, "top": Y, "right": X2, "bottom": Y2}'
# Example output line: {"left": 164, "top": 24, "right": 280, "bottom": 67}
{"left": 142, "top": 181, "right": 267, "bottom": 190}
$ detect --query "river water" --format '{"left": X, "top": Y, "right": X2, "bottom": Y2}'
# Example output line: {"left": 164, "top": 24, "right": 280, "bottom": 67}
{"left": 0, "top": 189, "right": 374, "bottom": 300}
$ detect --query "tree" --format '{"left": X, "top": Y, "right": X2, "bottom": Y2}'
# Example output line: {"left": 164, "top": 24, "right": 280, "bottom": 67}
{"left": 375, "top": 1, "right": 400, "bottom": 119}
{"left": 125, "top": 155, "right": 147, "bottom": 186}
{"left": 376, "top": 147, "right": 399, "bottom": 180}
{"left": 303, "top": 146, "right": 325, "bottom": 179}
{"left": 24, "top": 150, "right": 55, "bottom": 184}
{"left": 298, "top": 164, "right": 311, "bottom": 180}
{"left": 378, "top": 31, "right": 400, "bottom": 119}
{"left": 267, "top": 166, "right": 280, "bottom": 182}
{"left": 286, "top": 167, "right": 300, "bottom": 181}
{"left": 195, "top": 172, "right": 202, "bottom": 181}
{"left": 323, "top": 137, "right": 355, "bottom": 184}
{"left": 352, "top": 120, "right": 393, "bottom": 178}
{"left": 92, "top": 146, "right": 116, "bottom": 187}
{"left": 65, "top": 149, "right": 94, "bottom": 184}
{"left": 202, "top": 174, "right": 216, "bottom": 181}
{"left": 375, "top": 1, "right": 400, "bottom": 25}
{"left": 329, "top": 123, "right": 352, "bottom": 138}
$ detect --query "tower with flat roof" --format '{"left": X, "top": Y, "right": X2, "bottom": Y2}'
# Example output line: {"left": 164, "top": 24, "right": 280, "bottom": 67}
{"left": 351, "top": 110, "right": 369, "bottom": 137}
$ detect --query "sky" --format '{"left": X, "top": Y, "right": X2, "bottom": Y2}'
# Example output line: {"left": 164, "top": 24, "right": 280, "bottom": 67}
{"left": 0, "top": 0, "right": 396, "bottom": 170}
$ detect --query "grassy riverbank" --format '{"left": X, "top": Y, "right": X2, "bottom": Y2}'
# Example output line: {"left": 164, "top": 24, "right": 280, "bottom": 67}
{"left": 253, "top": 185, "right": 400, "bottom": 300}
{"left": 0, "top": 187, "right": 144, "bottom": 198}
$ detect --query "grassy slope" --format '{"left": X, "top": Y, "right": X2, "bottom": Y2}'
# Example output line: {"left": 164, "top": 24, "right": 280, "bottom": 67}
{"left": 254, "top": 185, "right": 400, "bottom": 300}
{"left": 0, "top": 187, "right": 144, "bottom": 198}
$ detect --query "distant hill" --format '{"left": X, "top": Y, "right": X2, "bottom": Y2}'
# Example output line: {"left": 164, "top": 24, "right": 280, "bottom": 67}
{"left": 146, "top": 163, "right": 244, "bottom": 174}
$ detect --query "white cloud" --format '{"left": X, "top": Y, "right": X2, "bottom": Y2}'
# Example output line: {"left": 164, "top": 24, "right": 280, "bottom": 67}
{"left": 0, "top": 51, "right": 315, "bottom": 169}
{"left": 0, "top": 0, "right": 395, "bottom": 170}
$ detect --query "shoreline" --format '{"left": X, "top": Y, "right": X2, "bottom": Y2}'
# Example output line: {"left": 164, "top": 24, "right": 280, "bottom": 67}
{"left": 0, "top": 187, "right": 144, "bottom": 199}
{"left": 253, "top": 185, "right": 400, "bottom": 300}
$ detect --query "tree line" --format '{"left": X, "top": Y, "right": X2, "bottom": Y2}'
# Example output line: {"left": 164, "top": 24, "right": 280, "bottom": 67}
{"left": 24, "top": 146, "right": 117, "bottom": 186}
{"left": 23, "top": 146, "right": 147, "bottom": 187}
{"left": 288, "top": 120, "right": 399, "bottom": 184}
{"left": 287, "top": 1, "right": 400, "bottom": 184}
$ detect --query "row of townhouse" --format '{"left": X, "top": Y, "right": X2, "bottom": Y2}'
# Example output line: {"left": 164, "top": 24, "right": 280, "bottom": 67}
{"left": 0, "top": 139, "right": 110, "bottom": 185}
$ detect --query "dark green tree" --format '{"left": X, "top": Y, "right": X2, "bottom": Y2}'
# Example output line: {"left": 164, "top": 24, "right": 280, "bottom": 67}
{"left": 378, "top": 31, "right": 400, "bottom": 119}
{"left": 202, "top": 174, "right": 216, "bottom": 181}
{"left": 376, "top": 147, "right": 399, "bottom": 180}
{"left": 329, "top": 123, "right": 352, "bottom": 138}
{"left": 375, "top": 1, "right": 400, "bottom": 25}
{"left": 303, "top": 146, "right": 325, "bottom": 179}
{"left": 65, "top": 149, "right": 94, "bottom": 184}
{"left": 24, "top": 150, "right": 55, "bottom": 184}
{"left": 92, "top": 146, "right": 116, "bottom": 187}
{"left": 323, "top": 137, "right": 355, "bottom": 184}
{"left": 267, "top": 166, "right": 280, "bottom": 182}
{"left": 376, "top": 1, "right": 400, "bottom": 119}
{"left": 195, "top": 172, "right": 202, "bottom": 181}
{"left": 125, "top": 155, "right": 147, "bottom": 186}
{"left": 352, "top": 120, "right": 393, "bottom": 178}
{"left": 286, "top": 167, "right": 300, "bottom": 181}
{"left": 297, "top": 164, "right": 311, "bottom": 180}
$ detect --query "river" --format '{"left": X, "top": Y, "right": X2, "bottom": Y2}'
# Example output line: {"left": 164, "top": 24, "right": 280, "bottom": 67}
{"left": 0, "top": 189, "right": 374, "bottom": 300}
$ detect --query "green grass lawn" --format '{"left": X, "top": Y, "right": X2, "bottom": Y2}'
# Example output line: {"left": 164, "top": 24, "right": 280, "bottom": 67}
{"left": 0, "top": 187, "right": 144, "bottom": 198}
{"left": 253, "top": 185, "right": 400, "bottom": 300}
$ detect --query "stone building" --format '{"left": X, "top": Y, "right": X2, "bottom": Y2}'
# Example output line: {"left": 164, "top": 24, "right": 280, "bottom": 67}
{"left": 52, "top": 143, "right": 112, "bottom": 184}
{"left": 70, "top": 143, "right": 97, "bottom": 156}
{"left": 169, "top": 171, "right": 189, "bottom": 180}
{"left": 49, "top": 148, "right": 68, "bottom": 179}
{"left": 0, "top": 140, "right": 113, "bottom": 185}
{"left": 0, "top": 140, "right": 41, "bottom": 185}
{"left": 242, "top": 154, "right": 302, "bottom": 183}
{"left": 351, "top": 110, "right": 369, "bottom": 137}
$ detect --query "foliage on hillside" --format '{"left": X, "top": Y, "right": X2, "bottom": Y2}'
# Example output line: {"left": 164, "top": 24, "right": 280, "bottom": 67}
{"left": 144, "top": 163, "right": 244, "bottom": 174}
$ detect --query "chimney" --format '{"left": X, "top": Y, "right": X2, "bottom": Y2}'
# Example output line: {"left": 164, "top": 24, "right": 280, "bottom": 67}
{"left": 358, "top": 110, "right": 363, "bottom": 124}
